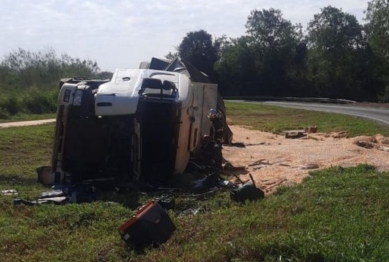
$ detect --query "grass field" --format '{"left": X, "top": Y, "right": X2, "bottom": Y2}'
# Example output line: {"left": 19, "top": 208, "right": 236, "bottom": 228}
{"left": 225, "top": 101, "right": 389, "bottom": 136}
{"left": 1, "top": 103, "right": 389, "bottom": 261}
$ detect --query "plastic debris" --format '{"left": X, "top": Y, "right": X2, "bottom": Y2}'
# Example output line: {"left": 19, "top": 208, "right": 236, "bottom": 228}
{"left": 192, "top": 173, "right": 222, "bottom": 193}
{"left": 1, "top": 189, "right": 18, "bottom": 196}
{"left": 13, "top": 197, "right": 67, "bottom": 206}
{"left": 230, "top": 174, "right": 265, "bottom": 203}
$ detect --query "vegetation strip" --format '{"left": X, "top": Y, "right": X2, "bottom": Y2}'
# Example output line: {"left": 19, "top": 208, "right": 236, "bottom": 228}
{"left": 225, "top": 101, "right": 389, "bottom": 137}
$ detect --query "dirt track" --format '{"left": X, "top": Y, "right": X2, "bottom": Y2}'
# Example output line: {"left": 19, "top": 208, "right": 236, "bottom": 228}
{"left": 224, "top": 125, "right": 389, "bottom": 193}
{"left": 0, "top": 119, "right": 55, "bottom": 128}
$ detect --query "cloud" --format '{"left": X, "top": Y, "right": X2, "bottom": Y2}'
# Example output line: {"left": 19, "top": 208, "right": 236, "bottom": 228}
{"left": 0, "top": 0, "right": 369, "bottom": 71}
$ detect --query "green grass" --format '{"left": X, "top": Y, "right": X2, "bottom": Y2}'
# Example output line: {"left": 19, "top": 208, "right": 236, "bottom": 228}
{"left": 1, "top": 108, "right": 389, "bottom": 260}
{"left": 226, "top": 101, "right": 389, "bottom": 136}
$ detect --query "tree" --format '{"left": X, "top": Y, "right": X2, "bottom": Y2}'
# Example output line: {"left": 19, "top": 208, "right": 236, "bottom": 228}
{"left": 95, "top": 71, "right": 113, "bottom": 80}
{"left": 214, "top": 36, "right": 257, "bottom": 95}
{"left": 365, "top": 0, "right": 389, "bottom": 60}
{"left": 306, "top": 6, "right": 373, "bottom": 100}
{"left": 245, "top": 8, "right": 302, "bottom": 51}
{"left": 164, "top": 51, "right": 178, "bottom": 60}
{"left": 244, "top": 8, "right": 303, "bottom": 96}
{"left": 308, "top": 6, "right": 364, "bottom": 53}
{"left": 365, "top": 0, "right": 389, "bottom": 101}
{"left": 177, "top": 30, "right": 220, "bottom": 80}
{"left": 286, "top": 41, "right": 313, "bottom": 96}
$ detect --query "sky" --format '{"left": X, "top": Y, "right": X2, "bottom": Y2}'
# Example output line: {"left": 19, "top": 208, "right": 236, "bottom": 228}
{"left": 0, "top": 0, "right": 368, "bottom": 72}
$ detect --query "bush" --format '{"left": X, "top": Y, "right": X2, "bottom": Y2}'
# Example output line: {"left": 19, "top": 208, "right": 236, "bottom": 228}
{"left": 0, "top": 107, "right": 10, "bottom": 119}
{"left": 0, "top": 95, "right": 22, "bottom": 115}
{"left": 378, "top": 86, "right": 389, "bottom": 103}
{"left": 21, "top": 89, "right": 58, "bottom": 114}
{"left": 0, "top": 89, "right": 58, "bottom": 116}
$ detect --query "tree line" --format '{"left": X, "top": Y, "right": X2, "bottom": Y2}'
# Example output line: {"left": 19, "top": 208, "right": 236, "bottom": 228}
{"left": 0, "top": 48, "right": 112, "bottom": 118}
{"left": 167, "top": 1, "right": 389, "bottom": 102}
{"left": 0, "top": 47, "right": 112, "bottom": 92}
{"left": 0, "top": 1, "right": 387, "bottom": 119}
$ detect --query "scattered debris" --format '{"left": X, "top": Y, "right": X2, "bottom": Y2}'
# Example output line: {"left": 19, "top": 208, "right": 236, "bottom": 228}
{"left": 380, "top": 147, "right": 389, "bottom": 152}
{"left": 155, "top": 195, "right": 176, "bottom": 210}
{"left": 305, "top": 126, "right": 318, "bottom": 133}
{"left": 117, "top": 201, "right": 176, "bottom": 250}
{"left": 352, "top": 136, "right": 380, "bottom": 149}
{"left": 230, "top": 174, "right": 265, "bottom": 203}
{"left": 351, "top": 135, "right": 389, "bottom": 151}
{"left": 227, "top": 142, "right": 246, "bottom": 148}
{"left": 69, "top": 183, "right": 97, "bottom": 203}
{"left": 39, "top": 189, "right": 65, "bottom": 198}
{"left": 306, "top": 135, "right": 319, "bottom": 141}
{"left": 36, "top": 166, "right": 54, "bottom": 187}
{"left": 223, "top": 161, "right": 246, "bottom": 171}
{"left": 13, "top": 182, "right": 98, "bottom": 206}
{"left": 178, "top": 207, "right": 209, "bottom": 216}
{"left": 1, "top": 189, "right": 18, "bottom": 196}
{"left": 230, "top": 173, "right": 246, "bottom": 184}
{"left": 299, "top": 163, "right": 320, "bottom": 170}
{"left": 354, "top": 140, "right": 375, "bottom": 149}
{"left": 219, "top": 180, "right": 232, "bottom": 187}
{"left": 192, "top": 173, "right": 222, "bottom": 193}
{"left": 248, "top": 159, "right": 270, "bottom": 167}
{"left": 263, "top": 179, "right": 287, "bottom": 193}
{"left": 14, "top": 197, "right": 67, "bottom": 206}
{"left": 245, "top": 142, "right": 267, "bottom": 146}
{"left": 190, "top": 188, "right": 219, "bottom": 200}
{"left": 261, "top": 179, "right": 280, "bottom": 185}
{"left": 331, "top": 131, "right": 348, "bottom": 138}
{"left": 284, "top": 130, "right": 306, "bottom": 139}
{"left": 376, "top": 135, "right": 389, "bottom": 145}
{"left": 192, "top": 136, "right": 223, "bottom": 170}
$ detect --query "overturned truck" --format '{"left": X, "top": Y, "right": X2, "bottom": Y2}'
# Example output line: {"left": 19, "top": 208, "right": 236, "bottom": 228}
{"left": 50, "top": 58, "right": 232, "bottom": 187}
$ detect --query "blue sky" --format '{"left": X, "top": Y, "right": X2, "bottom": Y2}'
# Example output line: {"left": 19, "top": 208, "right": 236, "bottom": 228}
{"left": 0, "top": 0, "right": 368, "bottom": 71}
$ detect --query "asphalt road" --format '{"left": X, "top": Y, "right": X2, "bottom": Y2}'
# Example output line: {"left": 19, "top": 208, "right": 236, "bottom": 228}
{"left": 230, "top": 100, "right": 389, "bottom": 126}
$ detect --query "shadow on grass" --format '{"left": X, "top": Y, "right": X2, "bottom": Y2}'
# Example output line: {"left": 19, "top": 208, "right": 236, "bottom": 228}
{"left": 0, "top": 174, "right": 38, "bottom": 187}
{"left": 0, "top": 173, "right": 143, "bottom": 207}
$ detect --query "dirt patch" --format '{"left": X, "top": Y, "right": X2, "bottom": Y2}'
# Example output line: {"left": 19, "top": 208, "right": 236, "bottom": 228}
{"left": 0, "top": 119, "right": 55, "bottom": 128}
{"left": 223, "top": 125, "right": 389, "bottom": 193}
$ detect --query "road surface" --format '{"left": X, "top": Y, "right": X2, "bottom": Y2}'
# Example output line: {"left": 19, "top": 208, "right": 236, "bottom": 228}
{"left": 229, "top": 101, "right": 389, "bottom": 126}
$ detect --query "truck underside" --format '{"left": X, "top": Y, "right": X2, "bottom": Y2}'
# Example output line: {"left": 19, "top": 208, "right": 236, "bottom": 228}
{"left": 55, "top": 84, "right": 182, "bottom": 186}
{"left": 50, "top": 58, "right": 231, "bottom": 187}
